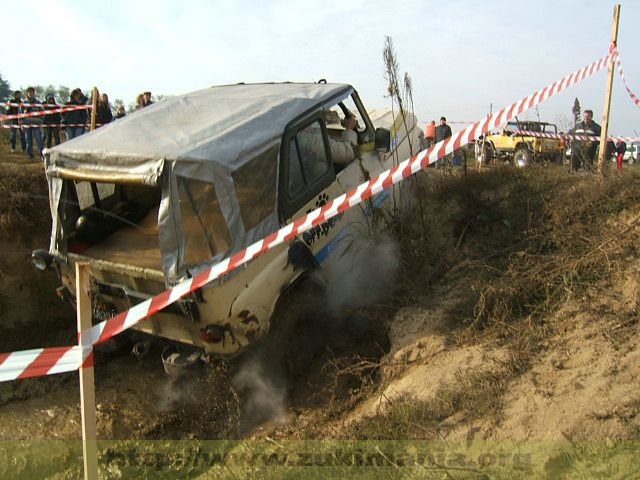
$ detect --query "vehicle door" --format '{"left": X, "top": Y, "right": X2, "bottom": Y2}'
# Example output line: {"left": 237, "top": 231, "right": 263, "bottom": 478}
{"left": 541, "top": 123, "right": 561, "bottom": 154}
{"left": 279, "top": 114, "right": 353, "bottom": 268}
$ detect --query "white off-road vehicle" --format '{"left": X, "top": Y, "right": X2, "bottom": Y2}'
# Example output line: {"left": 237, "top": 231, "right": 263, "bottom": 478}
{"left": 35, "top": 82, "right": 421, "bottom": 358}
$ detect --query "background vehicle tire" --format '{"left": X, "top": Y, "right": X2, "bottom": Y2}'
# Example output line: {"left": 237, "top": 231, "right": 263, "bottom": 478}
{"left": 514, "top": 147, "right": 532, "bottom": 167}
{"left": 481, "top": 142, "right": 493, "bottom": 164}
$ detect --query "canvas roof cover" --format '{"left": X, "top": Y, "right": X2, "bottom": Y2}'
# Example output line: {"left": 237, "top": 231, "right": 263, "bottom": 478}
{"left": 45, "top": 82, "right": 353, "bottom": 184}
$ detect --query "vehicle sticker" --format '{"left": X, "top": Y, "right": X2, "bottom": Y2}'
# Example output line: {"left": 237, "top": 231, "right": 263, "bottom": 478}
{"left": 302, "top": 193, "right": 344, "bottom": 246}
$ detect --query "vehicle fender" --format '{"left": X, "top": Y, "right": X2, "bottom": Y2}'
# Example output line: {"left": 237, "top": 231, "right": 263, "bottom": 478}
{"left": 515, "top": 141, "right": 533, "bottom": 151}
{"left": 227, "top": 242, "right": 309, "bottom": 338}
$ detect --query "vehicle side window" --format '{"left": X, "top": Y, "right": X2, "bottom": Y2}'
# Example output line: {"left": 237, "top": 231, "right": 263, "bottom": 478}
{"left": 290, "top": 122, "right": 330, "bottom": 194}
{"left": 178, "top": 177, "right": 232, "bottom": 266}
{"left": 280, "top": 118, "right": 335, "bottom": 220}
{"left": 288, "top": 138, "right": 305, "bottom": 197}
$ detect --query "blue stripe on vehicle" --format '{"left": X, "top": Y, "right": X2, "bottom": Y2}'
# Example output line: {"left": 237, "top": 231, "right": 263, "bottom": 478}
{"left": 315, "top": 189, "right": 391, "bottom": 263}
{"left": 362, "top": 188, "right": 391, "bottom": 217}
{"left": 315, "top": 226, "right": 351, "bottom": 264}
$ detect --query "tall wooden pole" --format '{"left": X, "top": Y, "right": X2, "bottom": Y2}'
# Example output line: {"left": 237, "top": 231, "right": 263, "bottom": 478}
{"left": 76, "top": 262, "right": 99, "bottom": 479}
{"left": 90, "top": 87, "right": 98, "bottom": 131}
{"left": 597, "top": 5, "right": 621, "bottom": 174}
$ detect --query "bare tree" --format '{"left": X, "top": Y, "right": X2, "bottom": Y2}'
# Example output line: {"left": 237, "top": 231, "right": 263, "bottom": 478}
{"left": 383, "top": 35, "right": 424, "bottom": 236}
{"left": 572, "top": 98, "right": 581, "bottom": 127}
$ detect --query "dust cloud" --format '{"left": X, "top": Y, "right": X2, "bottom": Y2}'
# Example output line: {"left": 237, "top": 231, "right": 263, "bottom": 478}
{"left": 323, "top": 232, "right": 400, "bottom": 316}
{"left": 232, "top": 352, "right": 287, "bottom": 431}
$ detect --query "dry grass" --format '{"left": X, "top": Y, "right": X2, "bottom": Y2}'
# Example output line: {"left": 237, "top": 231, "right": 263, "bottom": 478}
{"left": 344, "top": 368, "right": 510, "bottom": 440}
{"left": 342, "top": 164, "right": 640, "bottom": 440}
{"left": 0, "top": 130, "right": 51, "bottom": 239}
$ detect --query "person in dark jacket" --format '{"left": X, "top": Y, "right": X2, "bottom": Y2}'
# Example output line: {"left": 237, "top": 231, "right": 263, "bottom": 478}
{"left": 23, "top": 87, "right": 45, "bottom": 160}
{"left": 435, "top": 117, "right": 453, "bottom": 168}
{"left": 96, "top": 93, "right": 113, "bottom": 126}
{"left": 64, "top": 88, "right": 88, "bottom": 140}
{"left": 435, "top": 116, "right": 452, "bottom": 143}
{"left": 569, "top": 109, "right": 601, "bottom": 171}
{"left": 43, "top": 94, "right": 61, "bottom": 148}
{"left": 7, "top": 90, "right": 26, "bottom": 152}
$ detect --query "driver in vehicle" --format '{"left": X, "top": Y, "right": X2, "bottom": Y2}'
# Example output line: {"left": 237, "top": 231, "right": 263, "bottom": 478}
{"left": 297, "top": 113, "right": 359, "bottom": 177}
{"left": 331, "top": 113, "right": 358, "bottom": 164}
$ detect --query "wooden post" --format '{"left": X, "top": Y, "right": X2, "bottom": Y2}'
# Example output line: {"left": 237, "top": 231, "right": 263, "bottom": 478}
{"left": 76, "top": 262, "right": 99, "bottom": 480}
{"left": 90, "top": 87, "right": 98, "bottom": 131}
{"left": 597, "top": 5, "right": 621, "bottom": 174}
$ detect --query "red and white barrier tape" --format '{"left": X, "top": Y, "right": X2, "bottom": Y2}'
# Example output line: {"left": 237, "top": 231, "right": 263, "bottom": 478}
{"left": 0, "top": 346, "right": 93, "bottom": 382}
{"left": 0, "top": 123, "right": 98, "bottom": 129}
{"left": 4, "top": 102, "right": 82, "bottom": 108}
{"left": 508, "top": 129, "right": 640, "bottom": 144}
{"left": 613, "top": 47, "right": 640, "bottom": 108}
{"left": 0, "top": 105, "right": 91, "bottom": 121}
{"left": 0, "top": 48, "right": 614, "bottom": 382}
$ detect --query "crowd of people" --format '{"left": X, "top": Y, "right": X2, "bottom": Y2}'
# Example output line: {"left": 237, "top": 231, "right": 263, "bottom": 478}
{"left": 4, "top": 88, "right": 153, "bottom": 160}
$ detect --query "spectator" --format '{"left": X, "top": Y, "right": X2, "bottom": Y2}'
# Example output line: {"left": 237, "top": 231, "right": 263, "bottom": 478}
{"left": 64, "top": 88, "right": 88, "bottom": 140}
{"left": 143, "top": 91, "right": 153, "bottom": 107}
{"left": 424, "top": 120, "right": 436, "bottom": 148}
{"left": 435, "top": 117, "right": 453, "bottom": 168}
{"left": 615, "top": 139, "right": 627, "bottom": 171}
{"left": 7, "top": 90, "right": 26, "bottom": 153}
{"left": 22, "top": 87, "right": 45, "bottom": 160}
{"left": 43, "top": 94, "right": 61, "bottom": 148}
{"left": 135, "top": 93, "right": 145, "bottom": 110}
{"left": 114, "top": 104, "right": 126, "bottom": 120}
{"left": 569, "top": 109, "right": 601, "bottom": 171}
{"left": 96, "top": 93, "right": 113, "bottom": 126}
{"left": 435, "top": 116, "right": 452, "bottom": 143}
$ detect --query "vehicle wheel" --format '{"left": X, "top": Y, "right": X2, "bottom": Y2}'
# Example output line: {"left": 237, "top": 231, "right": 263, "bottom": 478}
{"left": 481, "top": 143, "right": 493, "bottom": 164}
{"left": 513, "top": 147, "right": 532, "bottom": 167}
{"left": 551, "top": 153, "right": 563, "bottom": 165}
{"left": 267, "top": 274, "right": 328, "bottom": 378}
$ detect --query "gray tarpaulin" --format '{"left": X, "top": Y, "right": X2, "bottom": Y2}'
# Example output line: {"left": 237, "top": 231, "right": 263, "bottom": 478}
{"left": 44, "top": 83, "right": 353, "bottom": 283}
{"left": 45, "top": 83, "right": 351, "bottom": 184}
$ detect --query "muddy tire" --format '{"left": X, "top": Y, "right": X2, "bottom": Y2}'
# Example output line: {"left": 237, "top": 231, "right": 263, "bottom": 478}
{"left": 553, "top": 153, "right": 564, "bottom": 165}
{"left": 481, "top": 142, "right": 493, "bottom": 164}
{"left": 265, "top": 274, "right": 328, "bottom": 378}
{"left": 513, "top": 147, "right": 533, "bottom": 167}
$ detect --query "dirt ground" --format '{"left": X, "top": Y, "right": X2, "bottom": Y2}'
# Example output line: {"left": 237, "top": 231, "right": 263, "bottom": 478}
{"left": 0, "top": 133, "right": 639, "bottom": 478}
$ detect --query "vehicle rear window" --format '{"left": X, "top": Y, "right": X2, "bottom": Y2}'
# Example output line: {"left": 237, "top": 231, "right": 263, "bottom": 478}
{"left": 75, "top": 181, "right": 115, "bottom": 209}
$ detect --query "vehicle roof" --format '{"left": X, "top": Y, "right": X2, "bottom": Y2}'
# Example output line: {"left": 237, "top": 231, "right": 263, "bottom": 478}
{"left": 45, "top": 82, "right": 353, "bottom": 184}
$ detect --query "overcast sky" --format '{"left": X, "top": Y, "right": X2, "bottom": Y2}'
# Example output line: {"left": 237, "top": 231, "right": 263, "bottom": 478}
{"left": 2, "top": 0, "right": 638, "bottom": 135}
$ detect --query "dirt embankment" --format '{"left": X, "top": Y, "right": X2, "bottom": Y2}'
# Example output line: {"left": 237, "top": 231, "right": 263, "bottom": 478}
{"left": 0, "top": 130, "right": 638, "bottom": 478}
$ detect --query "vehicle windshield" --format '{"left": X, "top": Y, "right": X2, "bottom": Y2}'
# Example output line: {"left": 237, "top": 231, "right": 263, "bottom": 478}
{"left": 325, "top": 96, "right": 365, "bottom": 134}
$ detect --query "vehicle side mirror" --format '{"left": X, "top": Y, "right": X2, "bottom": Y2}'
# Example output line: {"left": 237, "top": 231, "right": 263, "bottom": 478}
{"left": 375, "top": 127, "right": 391, "bottom": 152}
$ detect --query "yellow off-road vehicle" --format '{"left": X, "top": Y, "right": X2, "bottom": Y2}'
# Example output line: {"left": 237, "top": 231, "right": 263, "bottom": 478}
{"left": 481, "top": 120, "right": 564, "bottom": 166}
